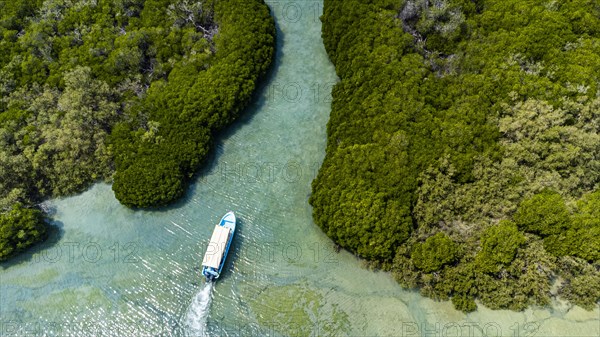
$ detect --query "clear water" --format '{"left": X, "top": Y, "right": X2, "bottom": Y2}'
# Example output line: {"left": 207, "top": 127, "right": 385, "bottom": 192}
{"left": 1, "top": 1, "right": 598, "bottom": 336}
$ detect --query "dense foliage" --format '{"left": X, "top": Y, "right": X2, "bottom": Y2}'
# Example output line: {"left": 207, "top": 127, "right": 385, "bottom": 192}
{"left": 110, "top": 0, "right": 275, "bottom": 207}
{"left": 312, "top": 0, "right": 600, "bottom": 311}
{"left": 0, "top": 204, "right": 46, "bottom": 260}
{"left": 0, "top": 0, "right": 275, "bottom": 259}
{"left": 411, "top": 232, "right": 459, "bottom": 273}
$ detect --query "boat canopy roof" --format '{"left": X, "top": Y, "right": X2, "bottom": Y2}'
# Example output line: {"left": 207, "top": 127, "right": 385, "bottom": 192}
{"left": 202, "top": 225, "right": 231, "bottom": 269}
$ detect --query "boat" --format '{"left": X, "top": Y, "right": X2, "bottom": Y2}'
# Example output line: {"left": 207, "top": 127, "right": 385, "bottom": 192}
{"left": 201, "top": 211, "right": 236, "bottom": 281}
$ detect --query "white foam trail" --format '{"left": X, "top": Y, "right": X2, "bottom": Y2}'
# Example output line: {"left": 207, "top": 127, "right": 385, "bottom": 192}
{"left": 184, "top": 282, "right": 214, "bottom": 337}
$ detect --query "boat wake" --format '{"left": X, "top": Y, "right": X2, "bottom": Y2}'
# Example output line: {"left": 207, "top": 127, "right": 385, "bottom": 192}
{"left": 184, "top": 282, "right": 214, "bottom": 336}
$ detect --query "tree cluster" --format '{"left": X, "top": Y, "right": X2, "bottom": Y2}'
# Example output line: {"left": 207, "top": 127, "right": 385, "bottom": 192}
{"left": 110, "top": 0, "right": 275, "bottom": 207}
{"left": 0, "top": 0, "right": 275, "bottom": 260}
{"left": 312, "top": 0, "right": 600, "bottom": 311}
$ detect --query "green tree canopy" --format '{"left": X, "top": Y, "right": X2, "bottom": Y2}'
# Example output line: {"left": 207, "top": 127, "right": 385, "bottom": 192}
{"left": 0, "top": 0, "right": 275, "bottom": 260}
{"left": 514, "top": 190, "right": 571, "bottom": 237}
{"left": 475, "top": 221, "right": 526, "bottom": 273}
{"left": 0, "top": 204, "right": 46, "bottom": 260}
{"left": 316, "top": 0, "right": 600, "bottom": 312}
{"left": 411, "top": 233, "right": 459, "bottom": 273}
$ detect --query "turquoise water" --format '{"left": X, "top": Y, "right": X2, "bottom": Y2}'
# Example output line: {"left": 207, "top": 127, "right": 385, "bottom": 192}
{"left": 1, "top": 1, "right": 598, "bottom": 336}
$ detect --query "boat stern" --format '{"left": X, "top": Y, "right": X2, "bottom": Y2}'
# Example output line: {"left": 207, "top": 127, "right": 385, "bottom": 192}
{"left": 202, "top": 266, "right": 219, "bottom": 281}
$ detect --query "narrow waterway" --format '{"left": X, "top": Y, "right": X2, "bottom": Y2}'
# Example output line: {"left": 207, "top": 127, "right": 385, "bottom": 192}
{"left": 1, "top": 1, "right": 598, "bottom": 336}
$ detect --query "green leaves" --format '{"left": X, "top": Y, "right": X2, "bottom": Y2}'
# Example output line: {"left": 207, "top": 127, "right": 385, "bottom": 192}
{"left": 113, "top": 159, "right": 184, "bottom": 208}
{"left": 514, "top": 190, "right": 571, "bottom": 236}
{"left": 526, "top": 190, "right": 600, "bottom": 262}
{"left": 0, "top": 203, "right": 46, "bottom": 261}
{"left": 110, "top": 0, "right": 275, "bottom": 208}
{"left": 475, "top": 221, "right": 526, "bottom": 273}
{"left": 451, "top": 295, "right": 477, "bottom": 313}
{"left": 411, "top": 233, "right": 459, "bottom": 273}
{"left": 317, "top": 0, "right": 600, "bottom": 313}
{"left": 399, "top": 0, "right": 467, "bottom": 54}
{"left": 0, "top": 0, "right": 275, "bottom": 258}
